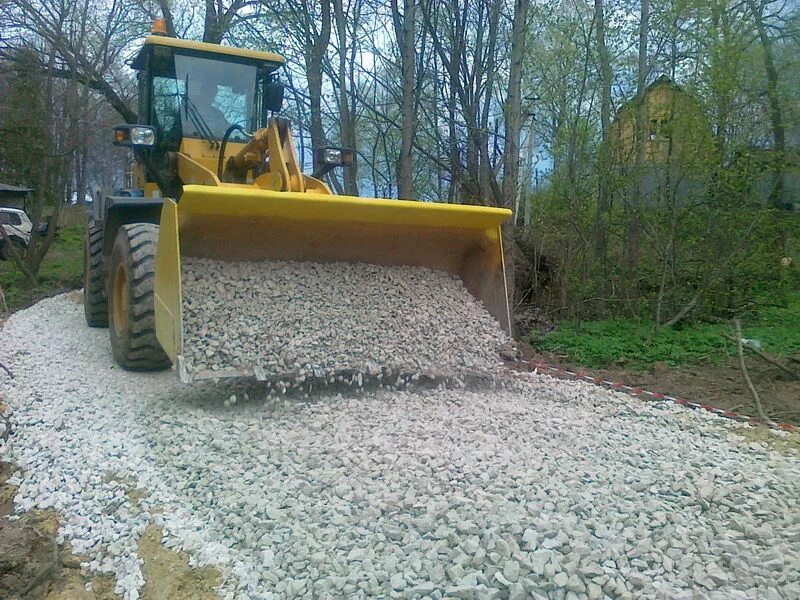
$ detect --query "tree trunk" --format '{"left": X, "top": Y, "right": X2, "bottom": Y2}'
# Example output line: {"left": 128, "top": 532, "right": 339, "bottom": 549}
{"left": 478, "top": 1, "right": 500, "bottom": 204}
{"left": 203, "top": 0, "right": 241, "bottom": 44}
{"left": 522, "top": 124, "right": 535, "bottom": 225}
{"left": 0, "top": 226, "right": 37, "bottom": 285}
{"left": 333, "top": 0, "right": 359, "bottom": 195}
{"left": 627, "top": 0, "right": 649, "bottom": 291}
{"left": 155, "top": 0, "right": 178, "bottom": 37}
{"left": 306, "top": 0, "right": 332, "bottom": 175}
{"left": 748, "top": 0, "right": 785, "bottom": 208}
{"left": 447, "top": 0, "right": 465, "bottom": 203}
{"left": 500, "top": 0, "right": 530, "bottom": 320}
{"left": 501, "top": 0, "right": 528, "bottom": 208}
{"left": 392, "top": 0, "right": 417, "bottom": 199}
{"left": 594, "top": 0, "right": 612, "bottom": 287}
{"left": 203, "top": 1, "right": 223, "bottom": 44}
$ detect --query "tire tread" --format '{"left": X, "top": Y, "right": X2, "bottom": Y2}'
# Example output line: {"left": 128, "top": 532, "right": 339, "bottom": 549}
{"left": 84, "top": 221, "right": 108, "bottom": 327}
{"left": 108, "top": 223, "right": 170, "bottom": 371}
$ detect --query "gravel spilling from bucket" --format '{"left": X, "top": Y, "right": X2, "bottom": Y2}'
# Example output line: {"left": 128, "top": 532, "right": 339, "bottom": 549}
{"left": 181, "top": 259, "right": 509, "bottom": 376}
{"left": 2, "top": 294, "right": 800, "bottom": 600}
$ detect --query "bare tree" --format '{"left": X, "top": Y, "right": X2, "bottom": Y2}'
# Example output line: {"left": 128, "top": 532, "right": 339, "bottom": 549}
{"left": 2, "top": 0, "right": 140, "bottom": 122}
{"left": 203, "top": 0, "right": 257, "bottom": 43}
{"left": 501, "top": 0, "right": 530, "bottom": 211}
{"left": 500, "top": 0, "right": 531, "bottom": 306}
{"left": 391, "top": 0, "right": 417, "bottom": 199}
{"left": 0, "top": 0, "right": 136, "bottom": 280}
{"left": 257, "top": 0, "right": 332, "bottom": 175}
{"left": 422, "top": 0, "right": 504, "bottom": 204}
{"left": 332, "top": 0, "right": 359, "bottom": 195}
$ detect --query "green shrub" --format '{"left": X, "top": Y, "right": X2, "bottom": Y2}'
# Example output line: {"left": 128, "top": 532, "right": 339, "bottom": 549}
{"left": 530, "top": 294, "right": 800, "bottom": 369}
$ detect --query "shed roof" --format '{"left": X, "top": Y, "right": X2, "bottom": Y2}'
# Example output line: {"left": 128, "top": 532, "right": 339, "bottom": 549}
{"left": 0, "top": 183, "right": 32, "bottom": 193}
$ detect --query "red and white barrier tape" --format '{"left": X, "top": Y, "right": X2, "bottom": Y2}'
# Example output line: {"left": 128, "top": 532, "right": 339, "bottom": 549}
{"left": 520, "top": 359, "right": 797, "bottom": 432}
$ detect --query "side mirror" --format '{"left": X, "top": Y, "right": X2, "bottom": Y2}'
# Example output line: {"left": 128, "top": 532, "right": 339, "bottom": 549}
{"left": 264, "top": 81, "right": 285, "bottom": 114}
{"left": 114, "top": 125, "right": 155, "bottom": 147}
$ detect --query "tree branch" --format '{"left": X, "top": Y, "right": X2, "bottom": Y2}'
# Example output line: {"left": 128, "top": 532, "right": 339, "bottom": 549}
{"left": 0, "top": 56, "right": 136, "bottom": 123}
{"left": 733, "top": 319, "right": 768, "bottom": 422}
{"left": 723, "top": 333, "right": 800, "bottom": 379}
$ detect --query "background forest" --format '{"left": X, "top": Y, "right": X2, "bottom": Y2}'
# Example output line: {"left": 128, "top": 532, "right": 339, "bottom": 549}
{"left": 1, "top": 0, "right": 799, "bottom": 373}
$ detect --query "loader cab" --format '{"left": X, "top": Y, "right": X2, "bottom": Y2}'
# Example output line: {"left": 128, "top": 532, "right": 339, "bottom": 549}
{"left": 131, "top": 36, "right": 285, "bottom": 153}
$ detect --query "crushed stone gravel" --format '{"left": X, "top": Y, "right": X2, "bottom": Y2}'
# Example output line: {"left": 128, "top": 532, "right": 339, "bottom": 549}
{"left": 1, "top": 293, "right": 799, "bottom": 600}
{"left": 181, "top": 259, "right": 509, "bottom": 376}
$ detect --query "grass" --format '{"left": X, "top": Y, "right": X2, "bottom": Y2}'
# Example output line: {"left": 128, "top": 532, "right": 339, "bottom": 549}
{"left": 529, "top": 293, "right": 800, "bottom": 370}
{"left": 0, "top": 225, "right": 84, "bottom": 312}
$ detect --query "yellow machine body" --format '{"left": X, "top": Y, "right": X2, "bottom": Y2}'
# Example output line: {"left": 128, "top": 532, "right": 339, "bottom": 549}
{"left": 138, "top": 34, "right": 285, "bottom": 67}
{"left": 109, "top": 34, "right": 513, "bottom": 381}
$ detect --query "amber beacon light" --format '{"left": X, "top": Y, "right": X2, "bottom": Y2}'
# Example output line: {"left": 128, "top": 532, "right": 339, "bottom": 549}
{"left": 151, "top": 18, "right": 168, "bottom": 35}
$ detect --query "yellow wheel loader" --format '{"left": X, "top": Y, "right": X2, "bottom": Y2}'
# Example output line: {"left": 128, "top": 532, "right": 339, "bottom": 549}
{"left": 85, "top": 24, "right": 512, "bottom": 379}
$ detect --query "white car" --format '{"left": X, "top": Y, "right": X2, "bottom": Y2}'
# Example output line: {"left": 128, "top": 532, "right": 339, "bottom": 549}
{"left": 0, "top": 207, "right": 33, "bottom": 260}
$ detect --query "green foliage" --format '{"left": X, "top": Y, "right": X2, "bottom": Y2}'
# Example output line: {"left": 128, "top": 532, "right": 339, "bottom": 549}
{"left": 519, "top": 178, "right": 798, "bottom": 324}
{"left": 530, "top": 293, "right": 800, "bottom": 369}
{"left": 0, "top": 47, "right": 49, "bottom": 188}
{"left": 0, "top": 226, "right": 84, "bottom": 311}
{"left": 516, "top": 0, "right": 800, "bottom": 334}
{"left": 530, "top": 320, "right": 731, "bottom": 369}
{"left": 744, "top": 294, "right": 800, "bottom": 357}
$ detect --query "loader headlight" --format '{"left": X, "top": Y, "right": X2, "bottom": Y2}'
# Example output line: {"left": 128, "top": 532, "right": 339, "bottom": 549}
{"left": 114, "top": 125, "right": 156, "bottom": 147}
{"left": 131, "top": 127, "right": 156, "bottom": 146}
{"left": 324, "top": 148, "right": 342, "bottom": 164}
{"left": 311, "top": 146, "right": 355, "bottom": 180}
{"left": 316, "top": 146, "right": 355, "bottom": 166}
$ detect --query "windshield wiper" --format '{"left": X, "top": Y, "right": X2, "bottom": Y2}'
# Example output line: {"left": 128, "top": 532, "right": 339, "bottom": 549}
{"left": 182, "top": 75, "right": 219, "bottom": 149}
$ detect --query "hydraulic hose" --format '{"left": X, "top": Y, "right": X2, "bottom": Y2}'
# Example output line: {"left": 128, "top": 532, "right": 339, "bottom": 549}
{"left": 218, "top": 124, "right": 251, "bottom": 181}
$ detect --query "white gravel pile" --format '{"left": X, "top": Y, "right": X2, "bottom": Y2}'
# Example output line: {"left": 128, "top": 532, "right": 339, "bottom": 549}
{"left": 181, "top": 259, "right": 509, "bottom": 376}
{"left": 1, "top": 293, "right": 799, "bottom": 600}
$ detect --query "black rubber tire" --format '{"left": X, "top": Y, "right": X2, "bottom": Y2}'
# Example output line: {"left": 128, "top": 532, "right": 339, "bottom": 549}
{"left": 83, "top": 221, "right": 108, "bottom": 327}
{"left": 107, "top": 223, "right": 171, "bottom": 371}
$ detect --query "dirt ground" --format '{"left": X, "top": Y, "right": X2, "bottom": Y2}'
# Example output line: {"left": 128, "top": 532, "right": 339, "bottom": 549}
{"left": 518, "top": 344, "right": 800, "bottom": 428}
{"left": 0, "top": 462, "right": 220, "bottom": 600}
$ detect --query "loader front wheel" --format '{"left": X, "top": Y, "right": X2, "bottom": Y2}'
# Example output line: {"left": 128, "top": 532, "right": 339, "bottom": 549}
{"left": 83, "top": 221, "right": 108, "bottom": 327}
{"left": 107, "top": 223, "right": 170, "bottom": 371}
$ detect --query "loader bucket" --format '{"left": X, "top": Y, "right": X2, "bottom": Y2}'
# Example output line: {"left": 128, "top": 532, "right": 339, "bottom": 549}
{"left": 153, "top": 185, "right": 512, "bottom": 381}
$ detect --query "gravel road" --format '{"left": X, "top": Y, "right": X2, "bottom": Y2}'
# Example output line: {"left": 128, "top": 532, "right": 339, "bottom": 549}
{"left": 1, "top": 293, "right": 799, "bottom": 600}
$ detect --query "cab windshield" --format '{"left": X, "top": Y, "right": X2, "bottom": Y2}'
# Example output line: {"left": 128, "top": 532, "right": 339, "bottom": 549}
{"left": 151, "top": 54, "right": 258, "bottom": 145}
